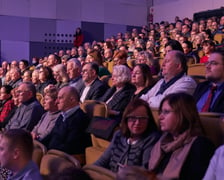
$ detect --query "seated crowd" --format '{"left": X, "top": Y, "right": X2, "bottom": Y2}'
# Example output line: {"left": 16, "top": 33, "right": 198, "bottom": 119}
{"left": 0, "top": 15, "right": 223, "bottom": 179}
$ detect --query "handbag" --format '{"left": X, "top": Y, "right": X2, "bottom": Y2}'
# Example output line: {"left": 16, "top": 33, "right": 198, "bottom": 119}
{"left": 87, "top": 116, "right": 120, "bottom": 140}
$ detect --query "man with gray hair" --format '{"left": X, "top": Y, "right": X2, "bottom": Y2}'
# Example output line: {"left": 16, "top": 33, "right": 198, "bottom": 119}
{"left": 66, "top": 58, "right": 83, "bottom": 91}
{"left": 5, "top": 82, "right": 44, "bottom": 131}
{"left": 141, "top": 50, "right": 197, "bottom": 108}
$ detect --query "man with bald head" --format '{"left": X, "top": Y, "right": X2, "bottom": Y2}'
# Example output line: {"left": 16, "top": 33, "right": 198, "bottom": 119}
{"left": 42, "top": 86, "right": 91, "bottom": 155}
{"left": 141, "top": 50, "right": 197, "bottom": 108}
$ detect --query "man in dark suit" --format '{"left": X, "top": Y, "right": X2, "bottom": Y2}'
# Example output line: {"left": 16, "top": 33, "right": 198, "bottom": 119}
{"left": 79, "top": 62, "right": 108, "bottom": 102}
{"left": 194, "top": 50, "right": 224, "bottom": 113}
{"left": 45, "top": 86, "right": 91, "bottom": 155}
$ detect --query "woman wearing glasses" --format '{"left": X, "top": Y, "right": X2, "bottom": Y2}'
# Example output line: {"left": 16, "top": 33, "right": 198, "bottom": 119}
{"left": 148, "top": 92, "right": 215, "bottom": 180}
{"left": 94, "top": 98, "right": 160, "bottom": 172}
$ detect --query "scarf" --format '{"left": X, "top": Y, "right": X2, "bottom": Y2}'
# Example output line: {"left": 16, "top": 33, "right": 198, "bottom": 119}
{"left": 148, "top": 131, "right": 197, "bottom": 179}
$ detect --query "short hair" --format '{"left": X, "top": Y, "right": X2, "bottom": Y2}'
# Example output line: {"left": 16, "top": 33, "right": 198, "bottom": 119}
{"left": 159, "top": 93, "right": 202, "bottom": 136}
{"left": 183, "top": 40, "right": 193, "bottom": 50}
{"left": 1, "top": 85, "right": 13, "bottom": 95}
{"left": 1, "top": 129, "right": 33, "bottom": 159}
{"left": 212, "top": 49, "right": 224, "bottom": 63}
{"left": 44, "top": 85, "right": 58, "bottom": 101}
{"left": 20, "top": 59, "right": 29, "bottom": 67}
{"left": 67, "top": 58, "right": 82, "bottom": 71}
{"left": 64, "top": 86, "right": 80, "bottom": 102}
{"left": 172, "top": 50, "right": 188, "bottom": 73}
{"left": 53, "top": 64, "right": 69, "bottom": 83}
{"left": 121, "top": 98, "right": 158, "bottom": 138}
{"left": 165, "top": 39, "right": 184, "bottom": 52}
{"left": 112, "top": 65, "right": 131, "bottom": 84}
{"left": 20, "top": 81, "right": 36, "bottom": 96}
{"left": 86, "top": 62, "right": 99, "bottom": 75}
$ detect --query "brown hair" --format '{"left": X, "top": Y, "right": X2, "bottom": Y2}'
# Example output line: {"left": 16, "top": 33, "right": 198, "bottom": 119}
{"left": 159, "top": 93, "right": 202, "bottom": 136}
{"left": 121, "top": 98, "right": 158, "bottom": 138}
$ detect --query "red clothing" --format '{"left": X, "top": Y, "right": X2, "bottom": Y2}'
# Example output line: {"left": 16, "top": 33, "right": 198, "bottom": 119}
{"left": 73, "top": 34, "right": 84, "bottom": 47}
{"left": 0, "top": 99, "right": 14, "bottom": 122}
{"left": 200, "top": 55, "right": 209, "bottom": 63}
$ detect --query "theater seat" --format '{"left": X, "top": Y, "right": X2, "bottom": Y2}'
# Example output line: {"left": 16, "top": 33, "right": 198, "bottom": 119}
{"left": 40, "top": 149, "right": 81, "bottom": 178}
{"left": 32, "top": 140, "right": 47, "bottom": 168}
{"left": 199, "top": 112, "right": 224, "bottom": 147}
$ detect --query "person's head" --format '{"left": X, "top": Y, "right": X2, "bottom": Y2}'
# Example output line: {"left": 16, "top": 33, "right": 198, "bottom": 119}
{"left": 17, "top": 82, "right": 36, "bottom": 103}
{"left": 162, "top": 50, "right": 187, "bottom": 82}
{"left": 66, "top": 58, "right": 82, "bottom": 80}
{"left": 131, "top": 64, "right": 153, "bottom": 88}
{"left": 11, "top": 88, "right": 20, "bottom": 106}
{"left": 49, "top": 167, "right": 92, "bottom": 180}
{"left": 211, "top": 21, "right": 218, "bottom": 31}
{"left": 0, "top": 85, "right": 13, "bottom": 101}
{"left": 43, "top": 85, "right": 58, "bottom": 112}
{"left": 202, "top": 40, "right": 215, "bottom": 55}
{"left": 164, "top": 39, "right": 184, "bottom": 55}
{"left": 159, "top": 93, "right": 201, "bottom": 136}
{"left": 121, "top": 99, "right": 157, "bottom": 138}
{"left": 205, "top": 50, "right": 224, "bottom": 83}
{"left": 71, "top": 47, "right": 78, "bottom": 56}
{"left": 78, "top": 46, "right": 85, "bottom": 56}
{"left": 0, "top": 129, "right": 33, "bottom": 171}
{"left": 2, "top": 61, "right": 8, "bottom": 71}
{"left": 182, "top": 41, "right": 193, "bottom": 54}
{"left": 181, "top": 24, "right": 190, "bottom": 35}
{"left": 22, "top": 70, "right": 32, "bottom": 82}
{"left": 10, "top": 67, "right": 21, "bottom": 82}
{"left": 86, "top": 49, "right": 103, "bottom": 65}
{"left": 58, "top": 50, "right": 65, "bottom": 57}
{"left": 47, "top": 54, "right": 59, "bottom": 68}
{"left": 52, "top": 64, "right": 69, "bottom": 83}
{"left": 19, "top": 60, "right": 29, "bottom": 71}
{"left": 11, "top": 60, "right": 18, "bottom": 68}
{"left": 39, "top": 66, "right": 54, "bottom": 83}
{"left": 31, "top": 69, "right": 40, "bottom": 85}
{"left": 113, "top": 50, "right": 128, "bottom": 66}
{"left": 61, "top": 55, "right": 70, "bottom": 66}
{"left": 112, "top": 65, "right": 131, "bottom": 87}
{"left": 220, "top": 16, "right": 224, "bottom": 26}
{"left": 81, "top": 63, "right": 99, "bottom": 84}
{"left": 56, "top": 86, "right": 80, "bottom": 112}
{"left": 104, "top": 48, "right": 113, "bottom": 59}
{"left": 136, "top": 51, "right": 154, "bottom": 66}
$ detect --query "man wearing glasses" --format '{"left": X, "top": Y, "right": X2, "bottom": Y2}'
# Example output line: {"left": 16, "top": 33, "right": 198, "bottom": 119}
{"left": 194, "top": 50, "right": 224, "bottom": 113}
{"left": 5, "top": 82, "right": 44, "bottom": 131}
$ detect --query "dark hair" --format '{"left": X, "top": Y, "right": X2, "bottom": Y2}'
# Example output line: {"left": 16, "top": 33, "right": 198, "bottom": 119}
{"left": 88, "top": 62, "right": 99, "bottom": 75}
{"left": 183, "top": 41, "right": 193, "bottom": 50}
{"left": 20, "top": 59, "right": 29, "bottom": 67}
{"left": 159, "top": 93, "right": 202, "bottom": 136}
{"left": 49, "top": 167, "right": 92, "bottom": 180}
{"left": 40, "top": 66, "right": 54, "bottom": 81}
{"left": 173, "top": 50, "right": 188, "bottom": 73}
{"left": 212, "top": 49, "right": 224, "bottom": 63}
{"left": 134, "top": 64, "right": 153, "bottom": 87}
{"left": 1, "top": 129, "right": 33, "bottom": 159}
{"left": 121, "top": 98, "right": 158, "bottom": 138}
{"left": 165, "top": 39, "right": 184, "bottom": 52}
{"left": 88, "top": 49, "right": 103, "bottom": 66}
{"left": 1, "top": 85, "right": 13, "bottom": 94}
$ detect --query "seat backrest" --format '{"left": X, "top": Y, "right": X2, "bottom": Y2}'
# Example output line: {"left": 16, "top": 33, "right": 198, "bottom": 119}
{"left": 187, "top": 63, "right": 206, "bottom": 77}
{"left": 83, "top": 164, "right": 116, "bottom": 180}
{"left": 91, "top": 134, "right": 110, "bottom": 149}
{"left": 150, "top": 108, "right": 159, "bottom": 128}
{"left": 40, "top": 149, "right": 81, "bottom": 177}
{"left": 32, "top": 140, "right": 47, "bottom": 167}
{"left": 214, "top": 33, "right": 224, "bottom": 44}
{"left": 36, "top": 93, "right": 44, "bottom": 106}
{"left": 199, "top": 113, "right": 224, "bottom": 147}
{"left": 80, "top": 100, "right": 108, "bottom": 119}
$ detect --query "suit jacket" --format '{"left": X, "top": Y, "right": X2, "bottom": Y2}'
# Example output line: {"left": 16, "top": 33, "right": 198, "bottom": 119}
{"left": 79, "top": 78, "right": 108, "bottom": 101}
{"left": 46, "top": 107, "right": 91, "bottom": 154}
{"left": 99, "top": 83, "right": 136, "bottom": 114}
{"left": 193, "top": 81, "right": 224, "bottom": 113}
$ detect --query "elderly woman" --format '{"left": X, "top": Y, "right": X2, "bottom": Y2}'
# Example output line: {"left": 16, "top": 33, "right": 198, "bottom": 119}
{"left": 52, "top": 64, "right": 69, "bottom": 89}
{"left": 148, "top": 93, "right": 215, "bottom": 180}
{"left": 94, "top": 98, "right": 160, "bottom": 172}
{"left": 131, "top": 64, "right": 155, "bottom": 99}
{"left": 136, "top": 51, "right": 160, "bottom": 75}
{"left": 98, "top": 65, "right": 136, "bottom": 119}
{"left": 31, "top": 85, "right": 60, "bottom": 141}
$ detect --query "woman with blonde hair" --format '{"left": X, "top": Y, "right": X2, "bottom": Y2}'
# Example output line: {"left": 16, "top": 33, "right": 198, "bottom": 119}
{"left": 52, "top": 64, "right": 69, "bottom": 89}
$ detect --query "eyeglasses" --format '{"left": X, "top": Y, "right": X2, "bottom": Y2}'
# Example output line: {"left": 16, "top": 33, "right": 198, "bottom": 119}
{"left": 127, "top": 116, "right": 148, "bottom": 123}
{"left": 159, "top": 109, "right": 174, "bottom": 115}
{"left": 17, "top": 90, "right": 30, "bottom": 94}
{"left": 205, "top": 61, "right": 224, "bottom": 66}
